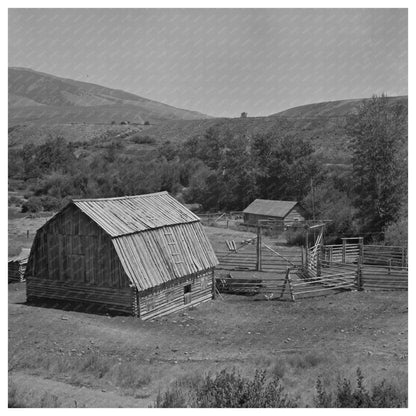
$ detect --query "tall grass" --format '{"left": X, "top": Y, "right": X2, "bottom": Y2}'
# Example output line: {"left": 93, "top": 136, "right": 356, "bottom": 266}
{"left": 9, "top": 350, "right": 152, "bottom": 392}
{"left": 153, "top": 367, "right": 407, "bottom": 408}
{"left": 314, "top": 368, "right": 407, "bottom": 408}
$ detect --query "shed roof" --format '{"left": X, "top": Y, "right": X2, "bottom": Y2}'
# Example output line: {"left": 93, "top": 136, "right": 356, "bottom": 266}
{"left": 8, "top": 248, "right": 31, "bottom": 263}
{"left": 112, "top": 222, "right": 218, "bottom": 291}
{"left": 243, "top": 199, "right": 299, "bottom": 218}
{"left": 73, "top": 191, "right": 199, "bottom": 237}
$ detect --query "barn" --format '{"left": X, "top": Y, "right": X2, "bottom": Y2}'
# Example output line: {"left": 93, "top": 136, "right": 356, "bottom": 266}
{"left": 25, "top": 192, "right": 218, "bottom": 320}
{"left": 243, "top": 199, "right": 306, "bottom": 228}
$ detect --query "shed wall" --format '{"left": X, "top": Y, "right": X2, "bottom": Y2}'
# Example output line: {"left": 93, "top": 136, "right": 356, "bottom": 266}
{"left": 138, "top": 270, "right": 214, "bottom": 320}
{"left": 283, "top": 206, "right": 305, "bottom": 226}
{"left": 26, "top": 278, "right": 138, "bottom": 315}
{"left": 8, "top": 260, "right": 27, "bottom": 283}
{"left": 243, "top": 213, "right": 283, "bottom": 226}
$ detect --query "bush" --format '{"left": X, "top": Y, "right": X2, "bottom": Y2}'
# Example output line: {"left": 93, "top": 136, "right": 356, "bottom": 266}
{"left": 130, "top": 135, "right": 156, "bottom": 145}
{"left": 384, "top": 218, "right": 407, "bottom": 247}
{"left": 21, "top": 196, "right": 42, "bottom": 213}
{"left": 144, "top": 121, "right": 150, "bottom": 125}
{"left": 153, "top": 369, "right": 297, "bottom": 408}
{"left": 40, "top": 195, "right": 61, "bottom": 211}
{"left": 8, "top": 196, "right": 22, "bottom": 206}
{"left": 288, "top": 352, "right": 324, "bottom": 370}
{"left": 314, "top": 368, "right": 407, "bottom": 408}
{"left": 154, "top": 386, "right": 190, "bottom": 408}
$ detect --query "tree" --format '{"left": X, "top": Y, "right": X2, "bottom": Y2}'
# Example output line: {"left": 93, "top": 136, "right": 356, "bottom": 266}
{"left": 347, "top": 95, "right": 407, "bottom": 236}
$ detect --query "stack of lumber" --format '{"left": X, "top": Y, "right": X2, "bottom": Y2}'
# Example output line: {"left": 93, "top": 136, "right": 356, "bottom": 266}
{"left": 215, "top": 275, "right": 287, "bottom": 298}
{"left": 8, "top": 248, "right": 31, "bottom": 283}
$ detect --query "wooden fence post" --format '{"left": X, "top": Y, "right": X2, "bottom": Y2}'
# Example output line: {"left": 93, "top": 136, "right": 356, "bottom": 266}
{"left": 356, "top": 264, "right": 362, "bottom": 291}
{"left": 287, "top": 270, "right": 295, "bottom": 301}
{"left": 358, "top": 237, "right": 364, "bottom": 265}
{"left": 305, "top": 229, "right": 309, "bottom": 269}
{"left": 342, "top": 238, "right": 346, "bottom": 263}
{"left": 256, "top": 225, "right": 262, "bottom": 271}
{"left": 317, "top": 247, "right": 322, "bottom": 277}
{"left": 280, "top": 268, "right": 290, "bottom": 299}
{"left": 212, "top": 269, "right": 216, "bottom": 299}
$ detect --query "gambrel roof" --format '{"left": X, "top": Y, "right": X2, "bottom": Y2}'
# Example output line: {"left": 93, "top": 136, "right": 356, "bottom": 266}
{"left": 68, "top": 192, "right": 217, "bottom": 291}
{"left": 72, "top": 191, "right": 199, "bottom": 237}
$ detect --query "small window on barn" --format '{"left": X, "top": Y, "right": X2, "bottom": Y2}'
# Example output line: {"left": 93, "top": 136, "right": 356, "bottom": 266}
{"left": 184, "top": 284, "right": 192, "bottom": 304}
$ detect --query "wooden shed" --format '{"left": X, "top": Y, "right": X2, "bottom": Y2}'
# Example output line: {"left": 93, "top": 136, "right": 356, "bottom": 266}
{"left": 25, "top": 192, "right": 218, "bottom": 319}
{"left": 243, "top": 199, "right": 306, "bottom": 228}
{"left": 8, "top": 248, "right": 31, "bottom": 283}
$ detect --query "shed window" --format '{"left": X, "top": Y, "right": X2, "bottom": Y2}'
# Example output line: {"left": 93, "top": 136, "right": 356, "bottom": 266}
{"left": 184, "top": 284, "right": 192, "bottom": 304}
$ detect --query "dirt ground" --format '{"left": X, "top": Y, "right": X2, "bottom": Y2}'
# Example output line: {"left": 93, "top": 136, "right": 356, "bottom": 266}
{"left": 7, "top": 222, "right": 408, "bottom": 407}
{"left": 8, "top": 282, "right": 407, "bottom": 407}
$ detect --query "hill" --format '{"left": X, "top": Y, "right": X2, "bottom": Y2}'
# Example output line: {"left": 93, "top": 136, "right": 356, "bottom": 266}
{"left": 270, "top": 96, "right": 408, "bottom": 118}
{"left": 8, "top": 69, "right": 407, "bottom": 165}
{"left": 141, "top": 96, "right": 407, "bottom": 164}
{"left": 8, "top": 67, "right": 210, "bottom": 125}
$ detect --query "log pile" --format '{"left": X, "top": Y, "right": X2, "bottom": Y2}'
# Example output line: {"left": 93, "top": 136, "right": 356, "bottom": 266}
{"left": 8, "top": 248, "right": 31, "bottom": 283}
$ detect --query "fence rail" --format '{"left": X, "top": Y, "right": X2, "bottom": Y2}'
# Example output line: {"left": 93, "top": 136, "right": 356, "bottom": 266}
{"left": 359, "top": 264, "right": 408, "bottom": 290}
{"left": 362, "top": 245, "right": 407, "bottom": 267}
{"left": 215, "top": 243, "right": 302, "bottom": 273}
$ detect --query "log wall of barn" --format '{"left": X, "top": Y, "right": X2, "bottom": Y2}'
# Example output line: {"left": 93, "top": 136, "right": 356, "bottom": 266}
{"left": 26, "top": 204, "right": 133, "bottom": 312}
{"left": 138, "top": 269, "right": 214, "bottom": 320}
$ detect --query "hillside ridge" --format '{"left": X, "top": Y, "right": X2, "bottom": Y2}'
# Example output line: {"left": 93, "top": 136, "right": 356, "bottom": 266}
{"left": 9, "top": 67, "right": 211, "bottom": 124}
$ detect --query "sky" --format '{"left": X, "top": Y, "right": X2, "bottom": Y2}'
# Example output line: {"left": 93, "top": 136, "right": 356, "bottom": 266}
{"left": 8, "top": 8, "right": 408, "bottom": 117}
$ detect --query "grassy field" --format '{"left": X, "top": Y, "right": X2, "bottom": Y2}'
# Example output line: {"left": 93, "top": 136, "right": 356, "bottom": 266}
{"left": 8, "top": 223, "right": 408, "bottom": 407}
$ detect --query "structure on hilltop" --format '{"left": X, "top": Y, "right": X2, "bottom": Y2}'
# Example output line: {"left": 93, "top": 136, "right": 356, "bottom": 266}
{"left": 25, "top": 192, "right": 218, "bottom": 319}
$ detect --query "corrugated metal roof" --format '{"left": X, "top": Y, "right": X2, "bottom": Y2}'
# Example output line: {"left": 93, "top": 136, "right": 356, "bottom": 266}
{"left": 112, "top": 222, "right": 218, "bottom": 291}
{"left": 243, "top": 199, "right": 299, "bottom": 218}
{"left": 73, "top": 192, "right": 200, "bottom": 237}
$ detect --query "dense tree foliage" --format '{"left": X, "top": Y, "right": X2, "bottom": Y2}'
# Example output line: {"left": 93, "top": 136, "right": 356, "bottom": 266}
{"left": 347, "top": 94, "right": 407, "bottom": 236}
{"left": 9, "top": 96, "right": 407, "bottom": 244}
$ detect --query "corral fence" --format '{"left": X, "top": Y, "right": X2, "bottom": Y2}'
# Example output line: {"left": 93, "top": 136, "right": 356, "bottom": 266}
{"left": 215, "top": 228, "right": 408, "bottom": 298}
{"left": 216, "top": 244, "right": 302, "bottom": 273}
{"left": 318, "top": 238, "right": 408, "bottom": 291}
{"left": 215, "top": 265, "right": 358, "bottom": 301}
{"left": 322, "top": 238, "right": 407, "bottom": 268}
